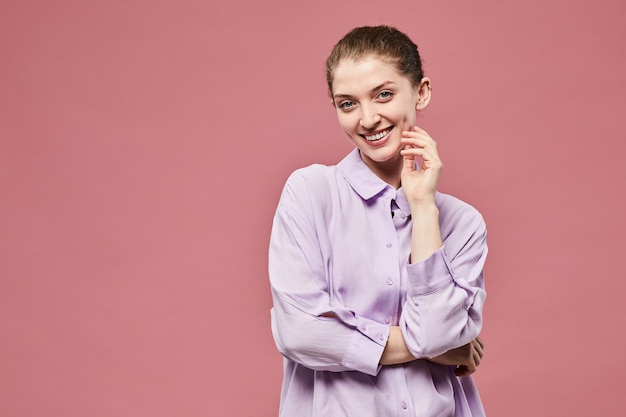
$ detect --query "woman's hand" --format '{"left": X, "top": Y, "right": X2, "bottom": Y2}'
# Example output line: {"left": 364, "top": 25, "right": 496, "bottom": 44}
{"left": 429, "top": 337, "right": 485, "bottom": 377}
{"left": 400, "top": 126, "right": 442, "bottom": 207}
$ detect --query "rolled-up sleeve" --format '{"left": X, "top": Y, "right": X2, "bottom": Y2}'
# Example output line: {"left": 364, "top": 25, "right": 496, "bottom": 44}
{"left": 399, "top": 207, "right": 487, "bottom": 359}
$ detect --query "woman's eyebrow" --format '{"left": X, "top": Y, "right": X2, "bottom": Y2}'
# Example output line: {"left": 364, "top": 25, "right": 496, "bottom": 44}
{"left": 333, "top": 81, "right": 396, "bottom": 100}
{"left": 333, "top": 93, "right": 353, "bottom": 100}
{"left": 370, "top": 81, "right": 395, "bottom": 92}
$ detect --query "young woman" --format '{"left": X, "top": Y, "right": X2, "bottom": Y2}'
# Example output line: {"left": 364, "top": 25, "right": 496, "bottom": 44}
{"left": 269, "top": 25, "right": 488, "bottom": 417}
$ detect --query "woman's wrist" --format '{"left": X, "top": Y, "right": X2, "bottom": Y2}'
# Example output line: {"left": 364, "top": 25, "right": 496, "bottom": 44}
{"left": 409, "top": 200, "right": 438, "bottom": 215}
{"left": 409, "top": 203, "right": 442, "bottom": 263}
{"left": 380, "top": 326, "right": 417, "bottom": 365}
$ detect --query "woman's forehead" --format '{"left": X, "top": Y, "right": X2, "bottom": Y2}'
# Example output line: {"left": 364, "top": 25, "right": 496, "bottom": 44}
{"left": 332, "top": 56, "right": 407, "bottom": 93}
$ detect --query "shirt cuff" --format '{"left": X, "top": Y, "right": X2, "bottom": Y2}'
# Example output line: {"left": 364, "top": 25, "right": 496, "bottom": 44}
{"left": 406, "top": 246, "right": 454, "bottom": 296}
{"left": 343, "top": 318, "right": 389, "bottom": 376}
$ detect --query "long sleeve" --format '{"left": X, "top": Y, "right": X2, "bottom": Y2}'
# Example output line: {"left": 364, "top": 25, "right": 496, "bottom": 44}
{"left": 269, "top": 170, "right": 389, "bottom": 376}
{"left": 399, "top": 201, "right": 487, "bottom": 359}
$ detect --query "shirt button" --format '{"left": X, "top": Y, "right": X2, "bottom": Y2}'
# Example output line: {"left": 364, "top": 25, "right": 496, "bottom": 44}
{"left": 384, "top": 316, "right": 391, "bottom": 324}
{"left": 386, "top": 243, "right": 393, "bottom": 248}
{"left": 359, "top": 325, "right": 367, "bottom": 332}
{"left": 401, "top": 401, "right": 408, "bottom": 409}
{"left": 386, "top": 279, "right": 393, "bottom": 286}
{"left": 378, "top": 334, "right": 385, "bottom": 342}
{"left": 401, "top": 214, "right": 406, "bottom": 219}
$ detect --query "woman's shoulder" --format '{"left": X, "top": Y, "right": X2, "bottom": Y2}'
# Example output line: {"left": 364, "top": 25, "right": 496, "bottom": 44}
{"left": 285, "top": 163, "right": 338, "bottom": 191}
{"left": 279, "top": 163, "right": 341, "bottom": 208}
{"left": 288, "top": 163, "right": 336, "bottom": 181}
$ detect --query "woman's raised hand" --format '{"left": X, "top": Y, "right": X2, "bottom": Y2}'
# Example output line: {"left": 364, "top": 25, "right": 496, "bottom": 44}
{"left": 400, "top": 126, "right": 442, "bottom": 207}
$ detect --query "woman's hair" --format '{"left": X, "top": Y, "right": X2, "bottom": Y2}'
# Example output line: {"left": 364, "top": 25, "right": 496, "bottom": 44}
{"left": 325, "top": 25, "right": 424, "bottom": 95}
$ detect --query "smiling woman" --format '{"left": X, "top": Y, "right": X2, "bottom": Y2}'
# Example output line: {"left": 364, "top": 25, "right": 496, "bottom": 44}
{"left": 268, "top": 26, "right": 488, "bottom": 417}
{"left": 331, "top": 56, "right": 431, "bottom": 187}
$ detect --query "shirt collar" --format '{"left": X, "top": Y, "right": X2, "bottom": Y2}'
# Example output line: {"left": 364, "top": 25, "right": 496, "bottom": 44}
{"left": 337, "top": 149, "right": 412, "bottom": 217}
{"left": 337, "top": 148, "right": 394, "bottom": 201}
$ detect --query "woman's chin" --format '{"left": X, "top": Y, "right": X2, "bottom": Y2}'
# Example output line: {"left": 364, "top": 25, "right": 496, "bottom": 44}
{"left": 361, "top": 147, "right": 403, "bottom": 165}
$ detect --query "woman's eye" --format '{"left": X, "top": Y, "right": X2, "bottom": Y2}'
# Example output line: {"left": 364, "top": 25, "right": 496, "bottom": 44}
{"left": 378, "top": 91, "right": 392, "bottom": 100}
{"left": 339, "top": 101, "right": 355, "bottom": 110}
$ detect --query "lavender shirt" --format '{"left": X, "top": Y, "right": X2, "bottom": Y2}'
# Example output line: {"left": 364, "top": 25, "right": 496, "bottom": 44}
{"left": 269, "top": 149, "right": 488, "bottom": 417}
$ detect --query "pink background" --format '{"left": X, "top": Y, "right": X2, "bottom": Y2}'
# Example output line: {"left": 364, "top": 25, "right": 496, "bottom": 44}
{"left": 1, "top": 0, "right": 625, "bottom": 415}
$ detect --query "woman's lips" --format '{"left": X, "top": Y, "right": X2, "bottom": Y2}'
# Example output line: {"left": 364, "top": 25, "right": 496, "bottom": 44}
{"left": 361, "top": 127, "right": 393, "bottom": 146}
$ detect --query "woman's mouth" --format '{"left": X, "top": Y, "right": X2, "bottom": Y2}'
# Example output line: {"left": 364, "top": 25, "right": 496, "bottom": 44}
{"left": 362, "top": 127, "right": 393, "bottom": 142}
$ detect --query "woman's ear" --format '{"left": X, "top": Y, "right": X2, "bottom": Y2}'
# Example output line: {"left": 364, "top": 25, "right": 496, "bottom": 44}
{"left": 415, "top": 77, "right": 432, "bottom": 111}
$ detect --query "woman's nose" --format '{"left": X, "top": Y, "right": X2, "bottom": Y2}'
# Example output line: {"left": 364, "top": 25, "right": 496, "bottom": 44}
{"left": 359, "top": 106, "right": 381, "bottom": 129}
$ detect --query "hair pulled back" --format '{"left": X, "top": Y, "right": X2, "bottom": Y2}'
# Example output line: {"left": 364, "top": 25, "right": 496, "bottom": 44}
{"left": 325, "top": 25, "right": 424, "bottom": 95}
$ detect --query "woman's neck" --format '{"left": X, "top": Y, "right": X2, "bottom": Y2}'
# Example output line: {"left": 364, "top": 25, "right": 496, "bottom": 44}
{"left": 361, "top": 152, "right": 403, "bottom": 189}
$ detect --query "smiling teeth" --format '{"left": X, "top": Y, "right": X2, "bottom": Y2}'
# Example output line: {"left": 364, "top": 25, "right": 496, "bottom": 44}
{"left": 364, "top": 129, "right": 390, "bottom": 141}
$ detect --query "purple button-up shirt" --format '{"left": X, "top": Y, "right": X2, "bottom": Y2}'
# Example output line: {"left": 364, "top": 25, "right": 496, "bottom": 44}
{"left": 269, "top": 149, "right": 488, "bottom": 417}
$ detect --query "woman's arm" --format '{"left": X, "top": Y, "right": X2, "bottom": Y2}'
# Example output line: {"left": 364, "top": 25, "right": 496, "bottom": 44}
{"left": 397, "top": 127, "right": 487, "bottom": 359}
{"left": 379, "top": 326, "right": 416, "bottom": 365}
{"left": 270, "top": 169, "right": 390, "bottom": 376}
{"left": 399, "top": 126, "right": 444, "bottom": 263}
{"left": 381, "top": 326, "right": 485, "bottom": 377}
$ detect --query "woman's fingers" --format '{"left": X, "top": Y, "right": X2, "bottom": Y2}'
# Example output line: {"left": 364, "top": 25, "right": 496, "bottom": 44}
{"left": 475, "top": 336, "right": 485, "bottom": 350}
{"left": 400, "top": 136, "right": 437, "bottom": 150}
{"left": 472, "top": 338, "right": 484, "bottom": 359}
{"left": 402, "top": 126, "right": 437, "bottom": 146}
{"left": 473, "top": 347, "right": 482, "bottom": 367}
{"left": 400, "top": 148, "right": 442, "bottom": 171}
{"left": 400, "top": 147, "right": 438, "bottom": 160}
{"left": 455, "top": 337, "right": 486, "bottom": 377}
{"left": 401, "top": 145, "right": 418, "bottom": 172}
{"left": 400, "top": 128, "right": 441, "bottom": 165}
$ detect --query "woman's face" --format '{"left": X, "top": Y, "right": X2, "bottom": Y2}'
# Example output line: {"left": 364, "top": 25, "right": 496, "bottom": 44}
{"left": 331, "top": 55, "right": 426, "bottom": 171}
